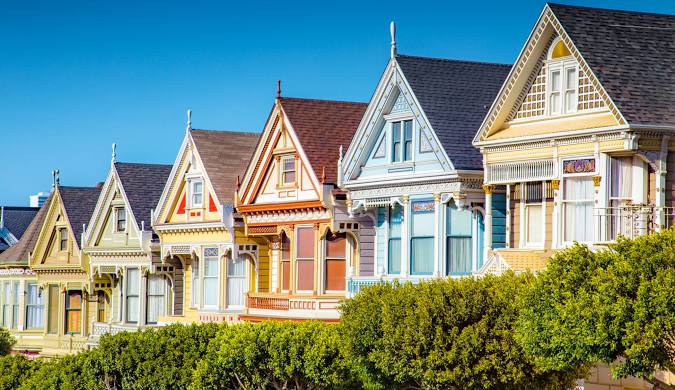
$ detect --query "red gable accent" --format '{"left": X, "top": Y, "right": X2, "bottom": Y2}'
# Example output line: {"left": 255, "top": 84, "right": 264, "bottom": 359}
{"left": 209, "top": 194, "right": 218, "bottom": 212}
{"left": 177, "top": 194, "right": 186, "bottom": 214}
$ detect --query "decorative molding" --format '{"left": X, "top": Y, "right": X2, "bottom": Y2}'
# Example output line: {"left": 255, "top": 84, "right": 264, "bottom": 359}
{"left": 551, "top": 179, "right": 560, "bottom": 190}
{"left": 592, "top": 176, "right": 602, "bottom": 187}
{"left": 246, "top": 209, "right": 330, "bottom": 224}
{"left": 483, "top": 185, "right": 495, "bottom": 195}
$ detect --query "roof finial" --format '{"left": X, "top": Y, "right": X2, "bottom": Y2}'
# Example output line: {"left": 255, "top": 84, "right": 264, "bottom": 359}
{"left": 111, "top": 143, "right": 117, "bottom": 165}
{"left": 390, "top": 21, "right": 396, "bottom": 59}
{"left": 276, "top": 80, "right": 281, "bottom": 99}
{"left": 52, "top": 169, "right": 60, "bottom": 189}
{"left": 186, "top": 109, "right": 192, "bottom": 132}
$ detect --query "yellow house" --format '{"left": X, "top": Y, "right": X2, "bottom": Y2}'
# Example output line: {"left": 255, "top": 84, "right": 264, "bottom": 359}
{"left": 0, "top": 198, "right": 49, "bottom": 355}
{"left": 473, "top": 3, "right": 674, "bottom": 389}
{"left": 236, "top": 96, "right": 367, "bottom": 322}
{"left": 29, "top": 183, "right": 103, "bottom": 356}
{"left": 152, "top": 118, "right": 262, "bottom": 323}
{"left": 83, "top": 157, "right": 173, "bottom": 343}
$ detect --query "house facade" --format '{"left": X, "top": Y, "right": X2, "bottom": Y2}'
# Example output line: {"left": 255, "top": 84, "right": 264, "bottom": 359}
{"left": 152, "top": 124, "right": 262, "bottom": 324}
{"left": 0, "top": 199, "right": 49, "bottom": 355}
{"left": 237, "top": 96, "right": 368, "bottom": 321}
{"left": 341, "top": 44, "right": 511, "bottom": 294}
{"left": 473, "top": 4, "right": 674, "bottom": 389}
{"left": 28, "top": 184, "right": 102, "bottom": 356}
{"left": 83, "top": 160, "right": 172, "bottom": 342}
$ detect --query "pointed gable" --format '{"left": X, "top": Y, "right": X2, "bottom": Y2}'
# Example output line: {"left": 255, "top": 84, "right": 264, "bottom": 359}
{"left": 396, "top": 55, "right": 511, "bottom": 170}
{"left": 279, "top": 98, "right": 367, "bottom": 184}
{"left": 548, "top": 3, "right": 675, "bottom": 127}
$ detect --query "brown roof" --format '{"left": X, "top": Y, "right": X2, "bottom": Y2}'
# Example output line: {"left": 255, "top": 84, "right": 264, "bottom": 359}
{"left": 279, "top": 97, "right": 367, "bottom": 184}
{"left": 190, "top": 129, "right": 261, "bottom": 204}
{"left": 0, "top": 193, "right": 52, "bottom": 265}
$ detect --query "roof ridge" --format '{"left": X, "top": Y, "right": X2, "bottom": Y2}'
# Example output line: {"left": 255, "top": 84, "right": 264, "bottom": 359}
{"left": 190, "top": 129, "right": 260, "bottom": 136}
{"left": 396, "top": 53, "right": 512, "bottom": 67}
{"left": 114, "top": 161, "right": 173, "bottom": 167}
{"left": 547, "top": 2, "right": 675, "bottom": 19}
{"left": 0, "top": 206, "right": 39, "bottom": 211}
{"left": 280, "top": 96, "right": 368, "bottom": 105}
{"left": 58, "top": 185, "right": 99, "bottom": 190}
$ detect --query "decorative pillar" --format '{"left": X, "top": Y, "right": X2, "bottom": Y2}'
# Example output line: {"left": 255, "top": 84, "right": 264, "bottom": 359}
{"left": 313, "top": 223, "right": 320, "bottom": 295}
{"left": 483, "top": 185, "right": 495, "bottom": 252}
{"left": 593, "top": 175, "right": 602, "bottom": 243}
{"left": 139, "top": 267, "right": 148, "bottom": 326}
{"left": 433, "top": 193, "right": 441, "bottom": 277}
{"left": 551, "top": 179, "right": 560, "bottom": 248}
{"left": 656, "top": 136, "right": 669, "bottom": 231}
{"left": 400, "top": 195, "right": 410, "bottom": 277}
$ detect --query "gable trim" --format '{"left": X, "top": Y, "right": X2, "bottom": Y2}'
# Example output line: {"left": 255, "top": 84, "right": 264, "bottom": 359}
{"left": 473, "top": 5, "right": 626, "bottom": 145}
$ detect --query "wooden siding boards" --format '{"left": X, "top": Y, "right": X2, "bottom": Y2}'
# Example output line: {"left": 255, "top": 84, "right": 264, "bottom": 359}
{"left": 492, "top": 193, "right": 507, "bottom": 249}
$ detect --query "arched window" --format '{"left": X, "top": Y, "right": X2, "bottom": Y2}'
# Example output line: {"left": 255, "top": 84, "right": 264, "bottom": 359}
{"left": 325, "top": 231, "right": 347, "bottom": 291}
{"left": 549, "top": 39, "right": 572, "bottom": 59}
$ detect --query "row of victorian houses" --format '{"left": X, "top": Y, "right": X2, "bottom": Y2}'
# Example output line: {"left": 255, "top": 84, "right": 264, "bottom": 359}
{"left": 0, "top": 3, "right": 672, "bottom": 387}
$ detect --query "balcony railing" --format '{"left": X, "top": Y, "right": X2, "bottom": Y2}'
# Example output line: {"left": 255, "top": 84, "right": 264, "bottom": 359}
{"left": 90, "top": 322, "right": 142, "bottom": 337}
{"left": 594, "top": 206, "right": 675, "bottom": 241}
{"left": 246, "top": 295, "right": 290, "bottom": 311}
{"left": 347, "top": 276, "right": 427, "bottom": 296}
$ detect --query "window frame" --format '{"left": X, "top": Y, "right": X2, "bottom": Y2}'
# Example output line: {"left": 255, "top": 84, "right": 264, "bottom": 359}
{"left": 546, "top": 60, "right": 578, "bottom": 117}
{"left": 389, "top": 119, "right": 414, "bottom": 164}
{"left": 201, "top": 247, "right": 220, "bottom": 309}
{"left": 146, "top": 275, "right": 167, "bottom": 324}
{"left": 25, "top": 283, "right": 44, "bottom": 330}
{"left": 64, "top": 290, "right": 82, "bottom": 335}
{"left": 446, "top": 202, "right": 473, "bottom": 276}
{"left": 279, "top": 154, "right": 297, "bottom": 187}
{"left": 295, "top": 225, "right": 316, "bottom": 293}
{"left": 561, "top": 172, "right": 595, "bottom": 245}
{"left": 188, "top": 178, "right": 204, "bottom": 208}
{"left": 387, "top": 204, "right": 403, "bottom": 275}
{"left": 59, "top": 227, "right": 68, "bottom": 252}
{"left": 410, "top": 200, "right": 435, "bottom": 276}
{"left": 114, "top": 207, "right": 127, "bottom": 233}
{"left": 125, "top": 268, "right": 140, "bottom": 324}
{"left": 523, "top": 182, "right": 545, "bottom": 248}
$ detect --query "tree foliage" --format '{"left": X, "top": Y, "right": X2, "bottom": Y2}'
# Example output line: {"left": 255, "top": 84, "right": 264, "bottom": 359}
{"left": 517, "top": 231, "right": 675, "bottom": 387}
{"left": 0, "top": 328, "right": 14, "bottom": 357}
{"left": 340, "top": 274, "right": 583, "bottom": 390}
{"left": 191, "top": 321, "right": 359, "bottom": 390}
{"left": 0, "top": 355, "right": 42, "bottom": 390}
{"left": 17, "top": 351, "right": 101, "bottom": 390}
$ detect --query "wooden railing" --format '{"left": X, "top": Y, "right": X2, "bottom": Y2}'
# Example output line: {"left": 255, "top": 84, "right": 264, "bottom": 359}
{"left": 486, "top": 159, "right": 556, "bottom": 184}
{"left": 247, "top": 294, "right": 290, "bottom": 311}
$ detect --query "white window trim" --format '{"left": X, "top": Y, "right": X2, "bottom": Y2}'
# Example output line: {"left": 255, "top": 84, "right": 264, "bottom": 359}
{"left": 114, "top": 207, "right": 127, "bottom": 233}
{"left": 546, "top": 59, "right": 578, "bottom": 117}
{"left": 388, "top": 117, "right": 415, "bottom": 164}
{"left": 188, "top": 178, "right": 204, "bottom": 209}
{"left": 520, "top": 182, "right": 546, "bottom": 249}
{"left": 560, "top": 163, "right": 596, "bottom": 246}
{"left": 200, "top": 247, "right": 220, "bottom": 310}
{"left": 279, "top": 155, "right": 297, "bottom": 187}
{"left": 295, "top": 225, "right": 315, "bottom": 294}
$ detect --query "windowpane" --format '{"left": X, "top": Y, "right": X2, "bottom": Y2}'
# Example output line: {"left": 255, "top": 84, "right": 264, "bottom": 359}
{"left": 388, "top": 205, "right": 403, "bottom": 274}
{"left": 411, "top": 201, "right": 434, "bottom": 275}
{"left": 447, "top": 204, "right": 472, "bottom": 236}
{"left": 551, "top": 70, "right": 561, "bottom": 90}
{"left": 411, "top": 237, "right": 433, "bottom": 274}
{"left": 281, "top": 234, "right": 291, "bottom": 291}
{"left": 526, "top": 205, "right": 543, "bottom": 244}
{"left": 447, "top": 237, "right": 472, "bottom": 274}
{"left": 325, "top": 233, "right": 346, "bottom": 291}
{"left": 192, "top": 181, "right": 203, "bottom": 206}
{"left": 565, "top": 68, "right": 576, "bottom": 89}
{"left": 126, "top": 268, "right": 139, "bottom": 323}
{"left": 403, "top": 120, "right": 413, "bottom": 161}
{"left": 388, "top": 239, "right": 401, "bottom": 274}
{"left": 203, "top": 250, "right": 219, "bottom": 307}
{"left": 26, "top": 283, "right": 44, "bottom": 329}
{"left": 11, "top": 282, "right": 18, "bottom": 329}
{"left": 392, "top": 122, "right": 401, "bottom": 162}
{"left": 563, "top": 177, "right": 594, "bottom": 242}
{"left": 65, "top": 291, "right": 82, "bottom": 334}
{"left": 191, "top": 259, "right": 199, "bottom": 307}
{"left": 116, "top": 208, "right": 126, "bottom": 232}
{"left": 282, "top": 156, "right": 296, "bottom": 184}
{"left": 2, "top": 283, "right": 11, "bottom": 328}
{"left": 97, "top": 291, "right": 108, "bottom": 323}
{"left": 59, "top": 228, "right": 68, "bottom": 251}
{"left": 610, "top": 157, "right": 632, "bottom": 199}
{"left": 389, "top": 205, "right": 403, "bottom": 238}
{"left": 146, "top": 275, "right": 166, "bottom": 324}
{"left": 47, "top": 285, "right": 59, "bottom": 334}
{"left": 296, "top": 227, "right": 315, "bottom": 291}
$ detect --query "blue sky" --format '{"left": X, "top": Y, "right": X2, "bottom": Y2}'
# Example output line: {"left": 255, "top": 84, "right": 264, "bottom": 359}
{"left": 2, "top": 0, "right": 674, "bottom": 205}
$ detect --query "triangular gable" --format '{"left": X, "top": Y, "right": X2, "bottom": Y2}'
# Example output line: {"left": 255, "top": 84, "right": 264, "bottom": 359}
{"left": 30, "top": 189, "right": 80, "bottom": 267}
{"left": 342, "top": 58, "right": 454, "bottom": 183}
{"left": 153, "top": 131, "right": 222, "bottom": 226}
{"left": 239, "top": 103, "right": 322, "bottom": 206}
{"left": 83, "top": 166, "right": 141, "bottom": 248}
{"left": 474, "top": 4, "right": 626, "bottom": 144}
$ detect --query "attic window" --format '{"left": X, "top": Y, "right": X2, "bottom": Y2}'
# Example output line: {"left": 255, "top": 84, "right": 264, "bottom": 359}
{"left": 550, "top": 40, "right": 572, "bottom": 59}
{"left": 59, "top": 228, "right": 68, "bottom": 251}
{"left": 391, "top": 120, "right": 413, "bottom": 163}
{"left": 547, "top": 38, "right": 577, "bottom": 116}
{"left": 189, "top": 179, "right": 203, "bottom": 208}
{"left": 280, "top": 155, "right": 296, "bottom": 185}
{"left": 115, "top": 208, "right": 127, "bottom": 232}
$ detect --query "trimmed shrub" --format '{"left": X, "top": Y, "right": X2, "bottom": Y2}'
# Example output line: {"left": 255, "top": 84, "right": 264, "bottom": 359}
{"left": 0, "top": 328, "right": 14, "bottom": 357}
{"left": 17, "top": 351, "right": 100, "bottom": 390}
{"left": 191, "top": 321, "right": 360, "bottom": 390}
{"left": 0, "top": 354, "right": 42, "bottom": 390}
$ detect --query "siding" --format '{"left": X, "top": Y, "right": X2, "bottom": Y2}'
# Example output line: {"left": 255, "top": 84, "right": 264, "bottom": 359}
{"left": 666, "top": 158, "right": 675, "bottom": 208}
{"left": 256, "top": 238, "right": 271, "bottom": 293}
{"left": 510, "top": 199, "right": 520, "bottom": 249}
{"left": 492, "top": 192, "right": 507, "bottom": 249}
{"left": 544, "top": 200, "right": 554, "bottom": 250}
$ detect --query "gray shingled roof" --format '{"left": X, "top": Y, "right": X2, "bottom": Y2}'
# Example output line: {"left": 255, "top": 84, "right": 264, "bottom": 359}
{"left": 396, "top": 55, "right": 511, "bottom": 170}
{"left": 1, "top": 206, "right": 39, "bottom": 241}
{"left": 0, "top": 195, "right": 51, "bottom": 265}
{"left": 190, "top": 129, "right": 260, "bottom": 205}
{"left": 115, "top": 162, "right": 172, "bottom": 228}
{"left": 59, "top": 186, "right": 102, "bottom": 247}
{"left": 549, "top": 3, "right": 675, "bottom": 127}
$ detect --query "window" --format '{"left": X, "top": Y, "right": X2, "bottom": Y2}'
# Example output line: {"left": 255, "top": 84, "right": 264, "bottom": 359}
{"left": 524, "top": 183, "right": 543, "bottom": 246}
{"left": 190, "top": 180, "right": 203, "bottom": 207}
{"left": 47, "top": 285, "right": 59, "bottom": 334}
{"left": 609, "top": 156, "right": 633, "bottom": 239}
{"left": 227, "top": 255, "right": 247, "bottom": 308}
{"left": 296, "top": 227, "right": 315, "bottom": 291}
{"left": 446, "top": 203, "right": 473, "bottom": 275}
{"left": 281, "top": 233, "right": 291, "bottom": 291}
{"left": 146, "top": 275, "right": 166, "bottom": 324}
{"left": 1, "top": 282, "right": 14, "bottom": 329}
{"left": 126, "top": 268, "right": 140, "bottom": 323}
{"left": 410, "top": 201, "right": 434, "bottom": 275}
{"left": 388, "top": 205, "right": 403, "bottom": 274}
{"left": 280, "top": 155, "right": 296, "bottom": 185}
{"left": 25, "top": 283, "right": 44, "bottom": 329}
{"left": 191, "top": 258, "right": 199, "bottom": 307}
{"left": 549, "top": 70, "right": 562, "bottom": 115}
{"left": 563, "top": 177, "right": 594, "bottom": 242}
{"left": 203, "top": 248, "right": 219, "bottom": 307}
{"left": 65, "top": 291, "right": 82, "bottom": 334}
{"left": 565, "top": 68, "right": 577, "bottom": 113}
{"left": 547, "top": 39, "right": 577, "bottom": 117}
{"left": 115, "top": 208, "right": 127, "bottom": 232}
{"left": 97, "top": 291, "right": 108, "bottom": 323}
{"left": 59, "top": 228, "right": 68, "bottom": 251}
{"left": 325, "top": 232, "right": 347, "bottom": 291}
{"left": 391, "top": 120, "right": 413, "bottom": 163}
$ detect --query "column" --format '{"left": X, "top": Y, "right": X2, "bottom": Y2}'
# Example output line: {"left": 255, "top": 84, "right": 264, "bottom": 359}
{"left": 593, "top": 175, "right": 602, "bottom": 242}
{"left": 551, "top": 179, "right": 560, "bottom": 248}
{"left": 433, "top": 193, "right": 441, "bottom": 277}
{"left": 483, "top": 185, "right": 494, "bottom": 252}
{"left": 400, "top": 195, "right": 410, "bottom": 277}
{"left": 139, "top": 267, "right": 148, "bottom": 326}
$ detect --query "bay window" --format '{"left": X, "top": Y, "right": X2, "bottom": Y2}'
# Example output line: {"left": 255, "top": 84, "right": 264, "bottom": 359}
{"left": 281, "top": 233, "right": 291, "bottom": 291}
{"left": 325, "top": 232, "right": 347, "bottom": 291}
{"left": 388, "top": 205, "right": 403, "bottom": 274}
{"left": 65, "top": 291, "right": 82, "bottom": 334}
{"left": 410, "top": 201, "right": 434, "bottom": 275}
{"left": 126, "top": 268, "right": 140, "bottom": 323}
{"left": 563, "top": 177, "right": 594, "bottom": 242}
{"left": 296, "top": 227, "right": 315, "bottom": 292}
{"left": 447, "top": 203, "right": 472, "bottom": 275}
{"left": 202, "top": 248, "right": 219, "bottom": 307}
{"left": 25, "top": 283, "right": 44, "bottom": 329}
{"left": 391, "top": 120, "right": 413, "bottom": 163}
{"left": 146, "top": 275, "right": 167, "bottom": 324}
